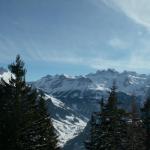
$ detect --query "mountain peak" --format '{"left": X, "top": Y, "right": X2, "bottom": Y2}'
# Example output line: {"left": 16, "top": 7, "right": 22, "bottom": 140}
{"left": 95, "top": 68, "right": 118, "bottom": 74}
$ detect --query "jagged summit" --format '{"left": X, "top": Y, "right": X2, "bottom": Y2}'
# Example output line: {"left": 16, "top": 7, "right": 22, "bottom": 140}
{"left": 88, "top": 69, "right": 145, "bottom": 77}
{"left": 96, "top": 68, "right": 118, "bottom": 74}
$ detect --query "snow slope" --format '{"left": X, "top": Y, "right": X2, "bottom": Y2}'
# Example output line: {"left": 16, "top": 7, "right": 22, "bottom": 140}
{"left": 44, "top": 94, "right": 87, "bottom": 147}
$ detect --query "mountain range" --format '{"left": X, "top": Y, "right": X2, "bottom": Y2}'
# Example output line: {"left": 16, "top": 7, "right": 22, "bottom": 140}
{"left": 0, "top": 67, "right": 149, "bottom": 149}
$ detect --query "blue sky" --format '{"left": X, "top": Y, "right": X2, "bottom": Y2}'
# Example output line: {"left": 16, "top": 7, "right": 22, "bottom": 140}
{"left": 1, "top": 0, "right": 150, "bottom": 81}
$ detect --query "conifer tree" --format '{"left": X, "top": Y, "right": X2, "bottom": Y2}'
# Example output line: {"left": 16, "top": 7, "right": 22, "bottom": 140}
{"left": 35, "top": 92, "right": 60, "bottom": 150}
{"left": 101, "top": 83, "right": 128, "bottom": 150}
{"left": 0, "top": 55, "right": 26, "bottom": 149}
{"left": 142, "top": 97, "right": 150, "bottom": 150}
{"left": 0, "top": 55, "right": 59, "bottom": 150}
{"left": 0, "top": 55, "right": 39, "bottom": 149}
{"left": 85, "top": 83, "right": 128, "bottom": 150}
{"left": 127, "top": 96, "right": 145, "bottom": 150}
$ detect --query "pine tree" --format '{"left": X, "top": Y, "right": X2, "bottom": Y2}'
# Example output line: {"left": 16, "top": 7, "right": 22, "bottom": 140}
{"left": 141, "top": 97, "right": 150, "bottom": 150}
{"left": 85, "top": 83, "right": 128, "bottom": 150}
{"left": 0, "top": 55, "right": 26, "bottom": 150}
{"left": 95, "top": 97, "right": 108, "bottom": 150}
{"left": 127, "top": 96, "right": 145, "bottom": 150}
{"left": 0, "top": 55, "right": 59, "bottom": 150}
{"left": 35, "top": 91, "right": 60, "bottom": 150}
{"left": 101, "top": 83, "right": 128, "bottom": 150}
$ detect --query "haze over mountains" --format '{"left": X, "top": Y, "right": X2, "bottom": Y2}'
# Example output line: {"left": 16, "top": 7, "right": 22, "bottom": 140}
{"left": 0, "top": 67, "right": 149, "bottom": 149}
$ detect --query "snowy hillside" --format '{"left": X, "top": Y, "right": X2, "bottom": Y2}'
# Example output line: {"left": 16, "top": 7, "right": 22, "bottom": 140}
{"left": 32, "top": 74, "right": 97, "bottom": 95}
{"left": 44, "top": 94, "right": 87, "bottom": 147}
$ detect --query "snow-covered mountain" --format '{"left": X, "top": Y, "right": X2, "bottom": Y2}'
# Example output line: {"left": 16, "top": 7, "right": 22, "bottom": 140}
{"left": 1, "top": 68, "right": 150, "bottom": 148}
{"left": 31, "top": 69, "right": 149, "bottom": 119}
{"left": 31, "top": 69, "right": 150, "bottom": 149}
{"left": 32, "top": 69, "right": 150, "bottom": 98}
{"left": 87, "top": 69, "right": 149, "bottom": 97}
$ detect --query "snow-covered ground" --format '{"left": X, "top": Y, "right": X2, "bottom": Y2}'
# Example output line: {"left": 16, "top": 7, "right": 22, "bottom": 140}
{"left": 53, "top": 117, "right": 86, "bottom": 147}
{"left": 45, "top": 94, "right": 87, "bottom": 147}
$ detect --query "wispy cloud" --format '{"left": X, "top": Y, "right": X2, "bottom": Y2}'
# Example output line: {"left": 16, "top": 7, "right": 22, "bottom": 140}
{"left": 103, "top": 0, "right": 150, "bottom": 29}
{"left": 2, "top": 0, "right": 150, "bottom": 76}
{"left": 1, "top": 33, "right": 150, "bottom": 73}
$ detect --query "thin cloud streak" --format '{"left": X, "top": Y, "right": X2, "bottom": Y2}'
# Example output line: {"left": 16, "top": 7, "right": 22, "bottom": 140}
{"left": 1, "top": 0, "right": 150, "bottom": 76}
{"left": 1, "top": 35, "right": 150, "bottom": 73}
{"left": 102, "top": 0, "right": 150, "bottom": 29}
